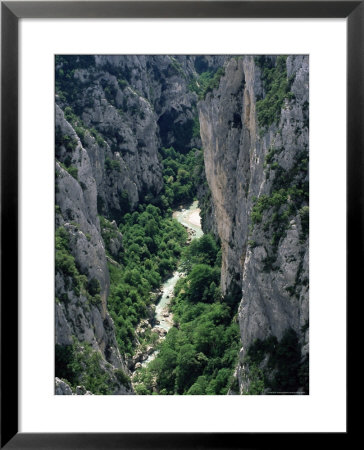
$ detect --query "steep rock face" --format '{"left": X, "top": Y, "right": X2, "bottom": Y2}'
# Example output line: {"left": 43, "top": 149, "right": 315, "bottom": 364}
{"left": 56, "top": 55, "right": 227, "bottom": 220}
{"left": 57, "top": 67, "right": 162, "bottom": 218}
{"left": 55, "top": 377, "right": 93, "bottom": 395}
{"left": 55, "top": 106, "right": 132, "bottom": 394}
{"left": 199, "top": 57, "right": 255, "bottom": 293}
{"left": 55, "top": 377, "right": 73, "bottom": 395}
{"left": 199, "top": 56, "right": 309, "bottom": 392}
{"left": 94, "top": 55, "right": 227, "bottom": 152}
{"left": 55, "top": 55, "right": 227, "bottom": 394}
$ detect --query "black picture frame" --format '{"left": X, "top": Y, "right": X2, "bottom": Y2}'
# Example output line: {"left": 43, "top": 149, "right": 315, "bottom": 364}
{"left": 1, "top": 1, "right": 357, "bottom": 448}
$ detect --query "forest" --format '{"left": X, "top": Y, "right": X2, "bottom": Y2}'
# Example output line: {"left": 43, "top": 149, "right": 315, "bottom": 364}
{"left": 133, "top": 233, "right": 241, "bottom": 395}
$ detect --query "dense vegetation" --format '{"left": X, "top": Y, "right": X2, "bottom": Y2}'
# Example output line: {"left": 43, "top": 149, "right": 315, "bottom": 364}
{"left": 133, "top": 234, "right": 241, "bottom": 395}
{"left": 188, "top": 67, "right": 225, "bottom": 100}
{"left": 55, "top": 225, "right": 102, "bottom": 307}
{"left": 101, "top": 142, "right": 206, "bottom": 358}
{"left": 243, "top": 328, "right": 309, "bottom": 394}
{"left": 105, "top": 205, "right": 188, "bottom": 356}
{"left": 249, "top": 146, "right": 309, "bottom": 272}
{"left": 158, "top": 146, "right": 203, "bottom": 209}
{"left": 55, "top": 340, "right": 131, "bottom": 394}
{"left": 255, "top": 56, "right": 294, "bottom": 128}
{"left": 55, "top": 55, "right": 95, "bottom": 107}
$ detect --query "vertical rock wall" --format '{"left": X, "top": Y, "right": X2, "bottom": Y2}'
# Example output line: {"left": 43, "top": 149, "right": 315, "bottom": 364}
{"left": 55, "top": 55, "right": 227, "bottom": 394}
{"left": 199, "top": 55, "right": 309, "bottom": 392}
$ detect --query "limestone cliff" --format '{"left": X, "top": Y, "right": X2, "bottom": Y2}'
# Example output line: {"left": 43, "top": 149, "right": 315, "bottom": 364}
{"left": 199, "top": 56, "right": 309, "bottom": 393}
{"left": 55, "top": 55, "right": 226, "bottom": 394}
{"left": 55, "top": 54, "right": 309, "bottom": 395}
{"left": 55, "top": 105, "right": 132, "bottom": 394}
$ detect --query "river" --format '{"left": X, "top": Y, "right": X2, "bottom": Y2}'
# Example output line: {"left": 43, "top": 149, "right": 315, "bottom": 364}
{"left": 140, "top": 201, "right": 203, "bottom": 367}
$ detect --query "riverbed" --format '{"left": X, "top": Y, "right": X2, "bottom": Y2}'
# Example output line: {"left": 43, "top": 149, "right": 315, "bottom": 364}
{"left": 140, "top": 201, "right": 203, "bottom": 368}
{"left": 173, "top": 200, "right": 203, "bottom": 239}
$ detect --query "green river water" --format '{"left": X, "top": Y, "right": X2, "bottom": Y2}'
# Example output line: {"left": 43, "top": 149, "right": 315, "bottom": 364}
{"left": 141, "top": 201, "right": 203, "bottom": 367}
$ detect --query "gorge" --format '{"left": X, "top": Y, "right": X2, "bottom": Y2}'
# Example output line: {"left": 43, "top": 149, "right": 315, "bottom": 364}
{"left": 132, "top": 202, "right": 203, "bottom": 373}
{"left": 55, "top": 55, "right": 309, "bottom": 395}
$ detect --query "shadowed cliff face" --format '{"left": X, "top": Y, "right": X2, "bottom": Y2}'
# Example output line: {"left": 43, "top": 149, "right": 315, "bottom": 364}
{"left": 55, "top": 55, "right": 227, "bottom": 394}
{"left": 199, "top": 55, "right": 309, "bottom": 393}
{"left": 56, "top": 55, "right": 227, "bottom": 218}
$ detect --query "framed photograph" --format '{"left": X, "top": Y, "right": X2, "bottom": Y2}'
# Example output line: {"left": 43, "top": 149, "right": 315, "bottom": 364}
{"left": 1, "top": 1, "right": 356, "bottom": 447}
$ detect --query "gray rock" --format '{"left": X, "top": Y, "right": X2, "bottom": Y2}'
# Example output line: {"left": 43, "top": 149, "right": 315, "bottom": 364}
{"left": 199, "top": 55, "right": 309, "bottom": 392}
{"left": 55, "top": 55, "right": 308, "bottom": 395}
{"left": 55, "top": 377, "right": 73, "bottom": 395}
{"left": 55, "top": 107, "right": 132, "bottom": 395}
{"left": 76, "top": 385, "right": 92, "bottom": 395}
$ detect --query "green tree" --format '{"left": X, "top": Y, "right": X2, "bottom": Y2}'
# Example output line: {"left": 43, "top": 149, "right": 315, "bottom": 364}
{"left": 188, "top": 264, "right": 220, "bottom": 303}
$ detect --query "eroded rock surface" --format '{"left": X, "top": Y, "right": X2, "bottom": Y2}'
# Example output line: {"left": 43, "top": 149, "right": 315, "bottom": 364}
{"left": 199, "top": 56, "right": 309, "bottom": 392}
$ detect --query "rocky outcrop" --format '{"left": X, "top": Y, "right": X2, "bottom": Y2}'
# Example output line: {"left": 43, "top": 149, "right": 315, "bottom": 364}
{"left": 93, "top": 55, "right": 227, "bottom": 152}
{"left": 55, "top": 105, "right": 132, "bottom": 394}
{"left": 55, "top": 54, "right": 308, "bottom": 395}
{"left": 55, "top": 55, "right": 226, "bottom": 394}
{"left": 199, "top": 55, "right": 309, "bottom": 392}
{"left": 56, "top": 55, "right": 228, "bottom": 221}
{"left": 55, "top": 377, "right": 74, "bottom": 395}
{"left": 55, "top": 378, "right": 93, "bottom": 396}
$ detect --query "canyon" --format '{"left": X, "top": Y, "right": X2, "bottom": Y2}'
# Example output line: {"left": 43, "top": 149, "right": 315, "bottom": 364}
{"left": 55, "top": 55, "right": 308, "bottom": 395}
